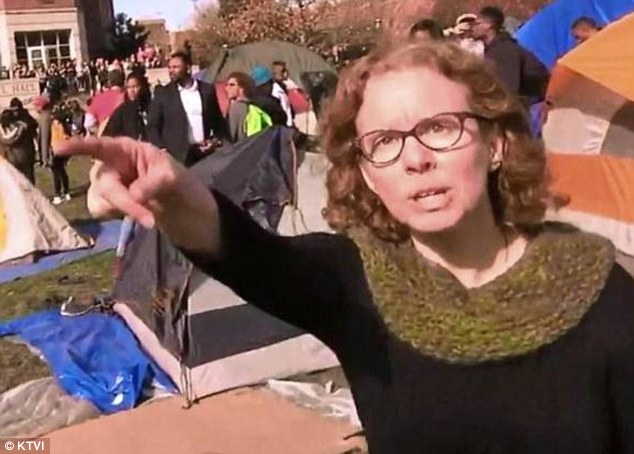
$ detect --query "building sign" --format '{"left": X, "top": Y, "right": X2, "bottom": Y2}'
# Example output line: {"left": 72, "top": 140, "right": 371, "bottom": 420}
{"left": 0, "top": 78, "right": 40, "bottom": 107}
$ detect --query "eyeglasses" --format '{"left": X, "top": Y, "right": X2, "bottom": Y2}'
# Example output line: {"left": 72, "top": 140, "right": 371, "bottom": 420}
{"left": 354, "top": 111, "right": 490, "bottom": 165}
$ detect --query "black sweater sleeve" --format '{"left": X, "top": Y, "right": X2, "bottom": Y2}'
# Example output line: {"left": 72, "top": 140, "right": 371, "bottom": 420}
{"left": 605, "top": 265, "right": 634, "bottom": 452}
{"left": 182, "top": 191, "right": 356, "bottom": 349}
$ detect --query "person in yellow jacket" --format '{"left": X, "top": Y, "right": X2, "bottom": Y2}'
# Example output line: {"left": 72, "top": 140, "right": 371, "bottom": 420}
{"left": 50, "top": 104, "right": 72, "bottom": 205}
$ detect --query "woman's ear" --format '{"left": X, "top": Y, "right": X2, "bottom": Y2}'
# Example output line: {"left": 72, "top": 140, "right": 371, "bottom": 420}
{"left": 489, "top": 131, "right": 506, "bottom": 170}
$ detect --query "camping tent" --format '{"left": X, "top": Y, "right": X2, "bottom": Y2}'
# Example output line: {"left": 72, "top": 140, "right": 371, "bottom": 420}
{"left": 198, "top": 41, "right": 336, "bottom": 94}
{"left": 0, "top": 157, "right": 91, "bottom": 265}
{"left": 113, "top": 128, "right": 337, "bottom": 403}
{"left": 196, "top": 41, "right": 338, "bottom": 136}
{"left": 515, "top": 0, "right": 634, "bottom": 68}
{"left": 543, "top": 13, "right": 634, "bottom": 257}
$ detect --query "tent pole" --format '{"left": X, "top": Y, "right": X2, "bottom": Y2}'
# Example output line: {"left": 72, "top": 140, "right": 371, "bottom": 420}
{"left": 180, "top": 362, "right": 195, "bottom": 408}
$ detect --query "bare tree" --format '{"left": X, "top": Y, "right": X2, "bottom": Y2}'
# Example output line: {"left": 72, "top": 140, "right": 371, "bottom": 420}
{"left": 218, "top": 0, "right": 246, "bottom": 17}
{"left": 192, "top": 0, "right": 331, "bottom": 49}
{"left": 314, "top": 0, "right": 436, "bottom": 48}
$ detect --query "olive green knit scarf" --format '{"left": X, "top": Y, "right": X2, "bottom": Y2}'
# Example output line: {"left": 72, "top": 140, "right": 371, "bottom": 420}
{"left": 349, "top": 224, "right": 615, "bottom": 364}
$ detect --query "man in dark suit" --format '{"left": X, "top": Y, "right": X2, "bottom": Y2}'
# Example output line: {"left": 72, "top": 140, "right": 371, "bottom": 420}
{"left": 147, "top": 51, "right": 228, "bottom": 167}
{"left": 472, "top": 6, "right": 549, "bottom": 104}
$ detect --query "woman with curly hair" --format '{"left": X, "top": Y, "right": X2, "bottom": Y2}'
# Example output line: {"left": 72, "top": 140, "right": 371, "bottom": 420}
{"left": 57, "top": 41, "right": 634, "bottom": 453}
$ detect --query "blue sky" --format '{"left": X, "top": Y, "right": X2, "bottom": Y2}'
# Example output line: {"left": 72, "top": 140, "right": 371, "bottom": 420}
{"left": 113, "top": 0, "right": 213, "bottom": 31}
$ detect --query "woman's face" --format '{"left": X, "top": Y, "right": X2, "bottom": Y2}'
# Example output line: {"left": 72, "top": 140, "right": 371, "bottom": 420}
{"left": 126, "top": 78, "right": 141, "bottom": 101}
{"left": 225, "top": 78, "right": 242, "bottom": 100}
{"left": 356, "top": 67, "right": 501, "bottom": 235}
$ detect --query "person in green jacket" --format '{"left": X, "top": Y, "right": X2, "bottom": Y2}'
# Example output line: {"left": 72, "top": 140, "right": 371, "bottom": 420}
{"left": 225, "top": 71, "right": 273, "bottom": 143}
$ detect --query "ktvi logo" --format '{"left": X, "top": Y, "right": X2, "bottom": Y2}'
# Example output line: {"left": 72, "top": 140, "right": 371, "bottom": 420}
{"left": 4, "top": 439, "right": 47, "bottom": 451}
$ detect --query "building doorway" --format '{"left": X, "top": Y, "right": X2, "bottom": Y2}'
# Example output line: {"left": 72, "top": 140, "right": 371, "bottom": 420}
{"left": 15, "top": 30, "right": 72, "bottom": 69}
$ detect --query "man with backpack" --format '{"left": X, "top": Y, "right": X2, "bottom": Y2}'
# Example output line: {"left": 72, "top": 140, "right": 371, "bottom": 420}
{"left": 251, "top": 65, "right": 292, "bottom": 128}
{"left": 225, "top": 70, "right": 288, "bottom": 143}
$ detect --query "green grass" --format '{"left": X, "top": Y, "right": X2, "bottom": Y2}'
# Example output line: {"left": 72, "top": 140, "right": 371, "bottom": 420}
{"left": 0, "top": 252, "right": 115, "bottom": 394}
{"left": 0, "top": 156, "right": 115, "bottom": 394}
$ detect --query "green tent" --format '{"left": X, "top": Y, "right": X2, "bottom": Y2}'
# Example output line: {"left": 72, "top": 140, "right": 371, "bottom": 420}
{"left": 198, "top": 40, "right": 338, "bottom": 115}
{"left": 199, "top": 40, "right": 335, "bottom": 86}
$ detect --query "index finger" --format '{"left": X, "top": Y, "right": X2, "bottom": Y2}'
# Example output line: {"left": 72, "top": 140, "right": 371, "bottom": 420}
{"left": 55, "top": 136, "right": 135, "bottom": 161}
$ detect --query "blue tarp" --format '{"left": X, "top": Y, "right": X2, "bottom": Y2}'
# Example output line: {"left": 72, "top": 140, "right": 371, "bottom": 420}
{"left": 0, "top": 310, "right": 175, "bottom": 414}
{"left": 515, "top": 0, "right": 634, "bottom": 69}
{"left": 0, "top": 220, "right": 121, "bottom": 285}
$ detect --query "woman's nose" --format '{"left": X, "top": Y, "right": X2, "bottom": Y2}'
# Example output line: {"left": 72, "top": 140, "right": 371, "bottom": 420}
{"left": 399, "top": 136, "right": 437, "bottom": 173}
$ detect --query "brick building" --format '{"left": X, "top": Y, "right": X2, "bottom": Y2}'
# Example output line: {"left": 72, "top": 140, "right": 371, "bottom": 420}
{"left": 138, "top": 18, "right": 169, "bottom": 55}
{"left": 0, "top": 0, "right": 114, "bottom": 69}
{"left": 170, "top": 29, "right": 195, "bottom": 54}
{"left": 138, "top": 18, "right": 196, "bottom": 62}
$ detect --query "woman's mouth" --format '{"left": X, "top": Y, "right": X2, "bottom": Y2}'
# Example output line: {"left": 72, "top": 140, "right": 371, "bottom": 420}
{"left": 412, "top": 188, "right": 449, "bottom": 200}
{"left": 410, "top": 188, "right": 451, "bottom": 210}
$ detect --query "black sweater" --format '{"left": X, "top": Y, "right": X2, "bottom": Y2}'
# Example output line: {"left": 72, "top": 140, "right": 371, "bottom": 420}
{"left": 186, "top": 193, "right": 634, "bottom": 454}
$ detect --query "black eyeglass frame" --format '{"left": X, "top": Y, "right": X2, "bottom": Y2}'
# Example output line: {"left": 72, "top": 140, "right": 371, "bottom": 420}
{"left": 353, "top": 111, "right": 492, "bottom": 166}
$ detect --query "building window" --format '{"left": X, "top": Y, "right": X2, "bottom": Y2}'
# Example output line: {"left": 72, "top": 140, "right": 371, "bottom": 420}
{"left": 14, "top": 30, "right": 72, "bottom": 69}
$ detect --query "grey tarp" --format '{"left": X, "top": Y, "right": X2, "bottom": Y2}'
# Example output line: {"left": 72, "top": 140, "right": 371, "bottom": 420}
{"left": 0, "top": 378, "right": 100, "bottom": 437}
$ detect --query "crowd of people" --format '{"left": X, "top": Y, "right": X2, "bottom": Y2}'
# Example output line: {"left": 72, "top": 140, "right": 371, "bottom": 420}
{"left": 0, "top": 5, "right": 606, "bottom": 274}
{"left": 9, "top": 49, "right": 300, "bottom": 273}
{"left": 0, "top": 95, "right": 86, "bottom": 204}
{"left": 406, "top": 7, "right": 550, "bottom": 107}
{"left": 403, "top": 8, "right": 606, "bottom": 140}
{"left": 325, "top": 8, "right": 602, "bottom": 104}
{"left": 0, "top": 5, "right": 606, "bottom": 270}
{"left": 0, "top": 41, "right": 173, "bottom": 204}
{"left": 0, "top": 44, "right": 303, "bottom": 206}
{"left": 2, "top": 42, "right": 165, "bottom": 99}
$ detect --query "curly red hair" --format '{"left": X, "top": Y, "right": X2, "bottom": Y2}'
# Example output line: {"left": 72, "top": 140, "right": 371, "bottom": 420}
{"left": 321, "top": 41, "right": 557, "bottom": 243}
